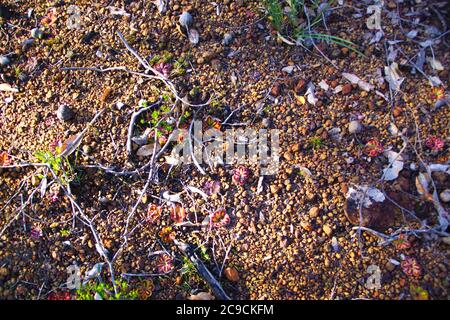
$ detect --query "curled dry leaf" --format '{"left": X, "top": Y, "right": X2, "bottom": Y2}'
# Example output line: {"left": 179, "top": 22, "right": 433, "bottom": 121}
{"left": 257, "top": 176, "right": 264, "bottom": 194}
{"left": 153, "top": 0, "right": 167, "bottom": 14}
{"left": 342, "top": 72, "right": 374, "bottom": 92}
{"left": 346, "top": 185, "right": 385, "bottom": 209}
{"left": 136, "top": 143, "right": 161, "bottom": 157}
{"left": 305, "top": 82, "right": 318, "bottom": 105}
{"left": 188, "top": 292, "right": 215, "bottom": 300}
{"left": 162, "top": 190, "right": 183, "bottom": 204}
{"left": 186, "top": 185, "right": 208, "bottom": 200}
{"left": 165, "top": 155, "right": 181, "bottom": 165}
{"left": 188, "top": 28, "right": 199, "bottom": 45}
{"left": 0, "top": 83, "right": 19, "bottom": 92}
{"left": 384, "top": 62, "right": 404, "bottom": 91}
{"left": 107, "top": 6, "right": 130, "bottom": 17}
{"left": 281, "top": 65, "right": 295, "bottom": 74}
{"left": 428, "top": 164, "right": 449, "bottom": 173}
{"left": 388, "top": 123, "right": 401, "bottom": 137}
{"left": 426, "top": 57, "right": 444, "bottom": 71}
{"left": 132, "top": 128, "right": 152, "bottom": 146}
{"left": 382, "top": 150, "right": 404, "bottom": 181}
{"left": 84, "top": 263, "right": 105, "bottom": 283}
{"left": 318, "top": 79, "right": 329, "bottom": 91}
{"left": 415, "top": 172, "right": 432, "bottom": 201}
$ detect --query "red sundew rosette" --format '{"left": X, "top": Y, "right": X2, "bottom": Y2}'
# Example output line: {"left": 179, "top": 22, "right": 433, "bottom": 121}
{"left": 137, "top": 279, "right": 154, "bottom": 300}
{"left": 159, "top": 226, "right": 176, "bottom": 243}
{"left": 0, "top": 152, "right": 12, "bottom": 166}
{"left": 425, "top": 136, "right": 445, "bottom": 152}
{"left": 156, "top": 254, "right": 174, "bottom": 274}
{"left": 153, "top": 62, "right": 172, "bottom": 78}
{"left": 47, "top": 291, "right": 71, "bottom": 300}
{"left": 30, "top": 225, "right": 43, "bottom": 240}
{"left": 364, "top": 138, "right": 384, "bottom": 157}
{"left": 170, "top": 205, "right": 186, "bottom": 224}
{"left": 210, "top": 209, "right": 231, "bottom": 228}
{"left": 145, "top": 204, "right": 162, "bottom": 224}
{"left": 232, "top": 166, "right": 250, "bottom": 186}
{"left": 394, "top": 234, "right": 412, "bottom": 250}
{"left": 401, "top": 257, "right": 422, "bottom": 278}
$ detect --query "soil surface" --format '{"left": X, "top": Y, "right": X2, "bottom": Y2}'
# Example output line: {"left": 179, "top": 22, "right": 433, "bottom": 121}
{"left": 0, "top": 1, "right": 449, "bottom": 300}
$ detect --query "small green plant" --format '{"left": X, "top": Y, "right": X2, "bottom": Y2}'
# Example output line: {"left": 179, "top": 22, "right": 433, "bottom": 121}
{"left": 172, "top": 56, "right": 188, "bottom": 76}
{"left": 148, "top": 104, "right": 175, "bottom": 133}
{"left": 60, "top": 229, "right": 70, "bottom": 236}
{"left": 161, "top": 93, "right": 171, "bottom": 102}
{"left": 197, "top": 244, "right": 210, "bottom": 262}
{"left": 179, "top": 110, "right": 191, "bottom": 125}
{"left": 309, "top": 137, "right": 323, "bottom": 150}
{"left": 149, "top": 52, "right": 173, "bottom": 66}
{"left": 263, "top": 104, "right": 272, "bottom": 113}
{"left": 76, "top": 280, "right": 138, "bottom": 300}
{"left": 149, "top": 54, "right": 161, "bottom": 66}
{"left": 178, "top": 281, "right": 192, "bottom": 293}
{"left": 35, "top": 150, "right": 63, "bottom": 175}
{"left": 34, "top": 145, "right": 80, "bottom": 185}
{"left": 262, "top": 0, "right": 361, "bottom": 54}
{"left": 161, "top": 51, "right": 173, "bottom": 63}
{"left": 13, "top": 66, "right": 22, "bottom": 77}
{"left": 265, "top": 0, "right": 283, "bottom": 31}
{"left": 180, "top": 256, "right": 196, "bottom": 277}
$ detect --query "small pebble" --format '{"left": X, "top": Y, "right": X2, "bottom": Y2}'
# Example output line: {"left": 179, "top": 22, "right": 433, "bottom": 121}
{"left": 323, "top": 224, "right": 332, "bottom": 236}
{"left": 348, "top": 120, "right": 362, "bottom": 134}
{"left": 82, "top": 145, "right": 92, "bottom": 154}
{"left": 261, "top": 118, "right": 270, "bottom": 127}
{"left": 179, "top": 12, "right": 193, "bottom": 29}
{"left": 223, "top": 33, "right": 233, "bottom": 46}
{"left": 0, "top": 55, "right": 10, "bottom": 66}
{"left": 440, "top": 189, "right": 450, "bottom": 203}
{"left": 342, "top": 84, "right": 352, "bottom": 94}
{"left": 309, "top": 206, "right": 319, "bottom": 218}
{"left": 56, "top": 104, "right": 74, "bottom": 121}
{"left": 31, "top": 28, "right": 43, "bottom": 39}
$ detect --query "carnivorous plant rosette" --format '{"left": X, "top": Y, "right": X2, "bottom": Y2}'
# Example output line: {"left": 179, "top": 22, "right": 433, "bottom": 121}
{"left": 394, "top": 234, "right": 412, "bottom": 250}
{"left": 203, "top": 180, "right": 221, "bottom": 196}
{"left": 48, "top": 291, "right": 71, "bottom": 300}
{"left": 137, "top": 279, "right": 154, "bottom": 300}
{"left": 159, "top": 226, "right": 176, "bottom": 243}
{"left": 401, "top": 257, "right": 422, "bottom": 278}
{"left": 170, "top": 204, "right": 186, "bottom": 224}
{"left": 153, "top": 62, "right": 172, "bottom": 78}
{"left": 210, "top": 209, "right": 231, "bottom": 228}
{"left": 0, "top": 152, "right": 12, "bottom": 166}
{"left": 30, "top": 225, "right": 43, "bottom": 240}
{"left": 232, "top": 165, "right": 250, "bottom": 186}
{"left": 144, "top": 204, "right": 162, "bottom": 224}
{"left": 364, "top": 138, "right": 384, "bottom": 157}
{"left": 425, "top": 136, "right": 444, "bottom": 152}
{"left": 156, "top": 254, "right": 174, "bottom": 274}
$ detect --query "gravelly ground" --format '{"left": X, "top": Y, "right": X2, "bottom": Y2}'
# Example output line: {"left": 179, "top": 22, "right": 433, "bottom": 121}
{"left": 0, "top": 1, "right": 448, "bottom": 300}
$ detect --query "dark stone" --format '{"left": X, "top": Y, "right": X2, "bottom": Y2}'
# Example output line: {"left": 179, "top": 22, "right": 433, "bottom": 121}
{"left": 56, "top": 104, "right": 74, "bottom": 121}
{"left": 82, "top": 31, "right": 99, "bottom": 44}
